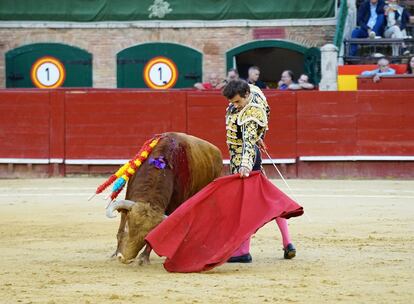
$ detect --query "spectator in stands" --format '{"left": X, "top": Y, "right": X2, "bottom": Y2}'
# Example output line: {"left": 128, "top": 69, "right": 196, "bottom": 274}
{"left": 361, "top": 57, "right": 396, "bottom": 82}
{"left": 406, "top": 55, "right": 414, "bottom": 74}
{"left": 277, "top": 70, "right": 294, "bottom": 90}
{"left": 246, "top": 66, "right": 268, "bottom": 89}
{"left": 194, "top": 73, "right": 222, "bottom": 90}
{"left": 357, "top": 0, "right": 366, "bottom": 8}
{"left": 219, "top": 68, "right": 240, "bottom": 88}
{"left": 350, "top": 0, "right": 386, "bottom": 56}
{"left": 226, "top": 68, "right": 240, "bottom": 82}
{"left": 384, "top": 0, "right": 411, "bottom": 55}
{"left": 288, "top": 74, "right": 315, "bottom": 90}
{"left": 213, "top": 68, "right": 240, "bottom": 90}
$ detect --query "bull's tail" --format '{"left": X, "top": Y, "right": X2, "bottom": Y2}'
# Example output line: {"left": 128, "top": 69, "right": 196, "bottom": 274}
{"left": 92, "top": 135, "right": 163, "bottom": 201}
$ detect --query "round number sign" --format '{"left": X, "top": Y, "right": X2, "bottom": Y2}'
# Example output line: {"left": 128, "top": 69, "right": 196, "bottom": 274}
{"left": 30, "top": 56, "right": 66, "bottom": 89}
{"left": 143, "top": 57, "right": 178, "bottom": 89}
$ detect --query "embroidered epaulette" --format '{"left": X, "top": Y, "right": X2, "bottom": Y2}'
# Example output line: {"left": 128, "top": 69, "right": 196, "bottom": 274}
{"left": 249, "top": 85, "right": 268, "bottom": 104}
{"left": 237, "top": 103, "right": 267, "bottom": 127}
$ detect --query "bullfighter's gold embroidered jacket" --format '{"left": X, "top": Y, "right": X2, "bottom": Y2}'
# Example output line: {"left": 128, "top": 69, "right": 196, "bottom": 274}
{"left": 225, "top": 85, "right": 269, "bottom": 174}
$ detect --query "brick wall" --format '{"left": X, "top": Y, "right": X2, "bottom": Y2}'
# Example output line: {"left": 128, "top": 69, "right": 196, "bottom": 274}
{"left": 0, "top": 26, "right": 335, "bottom": 88}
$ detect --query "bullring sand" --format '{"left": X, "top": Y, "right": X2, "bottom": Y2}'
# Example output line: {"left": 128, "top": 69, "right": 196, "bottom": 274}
{"left": 0, "top": 178, "right": 413, "bottom": 303}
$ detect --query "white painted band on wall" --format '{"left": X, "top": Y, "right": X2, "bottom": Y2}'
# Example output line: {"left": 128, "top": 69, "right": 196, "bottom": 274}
{"left": 2, "top": 156, "right": 413, "bottom": 165}
{"left": 223, "top": 159, "right": 296, "bottom": 165}
{"left": 0, "top": 158, "right": 64, "bottom": 164}
{"left": 299, "top": 156, "right": 414, "bottom": 161}
{"left": 0, "top": 158, "right": 50, "bottom": 164}
{"left": 65, "top": 159, "right": 128, "bottom": 165}
{"left": 50, "top": 158, "right": 64, "bottom": 163}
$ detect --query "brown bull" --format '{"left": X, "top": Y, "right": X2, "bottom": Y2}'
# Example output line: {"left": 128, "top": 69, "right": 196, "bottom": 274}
{"left": 106, "top": 132, "right": 223, "bottom": 264}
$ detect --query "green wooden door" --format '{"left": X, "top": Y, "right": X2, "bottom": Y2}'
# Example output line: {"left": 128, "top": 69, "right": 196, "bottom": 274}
{"left": 304, "top": 47, "right": 321, "bottom": 85}
{"left": 6, "top": 43, "right": 92, "bottom": 88}
{"left": 117, "top": 43, "right": 202, "bottom": 88}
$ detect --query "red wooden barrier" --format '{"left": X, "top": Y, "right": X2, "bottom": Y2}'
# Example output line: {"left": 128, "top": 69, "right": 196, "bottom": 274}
{"left": 0, "top": 89, "right": 413, "bottom": 178}
{"left": 296, "top": 91, "right": 358, "bottom": 156}
{"left": 357, "top": 75, "right": 414, "bottom": 90}
{"left": 357, "top": 91, "right": 414, "bottom": 155}
{"left": 186, "top": 91, "right": 228, "bottom": 158}
{"left": 264, "top": 91, "right": 297, "bottom": 158}
{"left": 0, "top": 90, "right": 51, "bottom": 158}
{"left": 186, "top": 90, "right": 298, "bottom": 159}
{"left": 64, "top": 90, "right": 187, "bottom": 159}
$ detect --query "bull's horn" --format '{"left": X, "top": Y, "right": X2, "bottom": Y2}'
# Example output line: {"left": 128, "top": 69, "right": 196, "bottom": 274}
{"left": 106, "top": 199, "right": 135, "bottom": 218}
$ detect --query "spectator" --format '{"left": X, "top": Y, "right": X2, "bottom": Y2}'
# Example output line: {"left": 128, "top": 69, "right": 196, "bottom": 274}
{"left": 226, "top": 68, "right": 240, "bottom": 82}
{"left": 216, "top": 68, "right": 240, "bottom": 89}
{"left": 246, "top": 66, "right": 268, "bottom": 89}
{"left": 384, "top": 0, "right": 411, "bottom": 55}
{"left": 406, "top": 55, "right": 414, "bottom": 74}
{"left": 350, "top": 0, "right": 386, "bottom": 56}
{"left": 361, "top": 57, "right": 396, "bottom": 82}
{"left": 288, "top": 74, "right": 315, "bottom": 90}
{"left": 194, "top": 73, "right": 222, "bottom": 90}
{"left": 277, "top": 70, "right": 294, "bottom": 90}
{"left": 357, "top": 0, "right": 366, "bottom": 8}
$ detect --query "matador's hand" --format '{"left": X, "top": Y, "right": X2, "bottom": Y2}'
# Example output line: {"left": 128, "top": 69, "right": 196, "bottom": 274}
{"left": 239, "top": 166, "right": 251, "bottom": 178}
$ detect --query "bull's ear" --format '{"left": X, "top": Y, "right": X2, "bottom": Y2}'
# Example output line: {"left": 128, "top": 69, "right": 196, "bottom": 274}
{"left": 106, "top": 199, "right": 135, "bottom": 218}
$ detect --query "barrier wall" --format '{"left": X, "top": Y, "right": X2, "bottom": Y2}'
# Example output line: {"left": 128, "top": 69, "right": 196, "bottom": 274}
{"left": 337, "top": 64, "right": 407, "bottom": 91}
{"left": 1, "top": 89, "right": 413, "bottom": 178}
{"left": 357, "top": 75, "right": 414, "bottom": 90}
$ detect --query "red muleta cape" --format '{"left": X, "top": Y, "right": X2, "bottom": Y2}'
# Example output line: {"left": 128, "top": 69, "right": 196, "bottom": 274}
{"left": 145, "top": 171, "right": 303, "bottom": 273}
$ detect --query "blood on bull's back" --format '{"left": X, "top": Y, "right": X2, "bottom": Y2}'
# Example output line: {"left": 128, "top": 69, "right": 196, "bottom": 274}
{"left": 125, "top": 132, "right": 223, "bottom": 215}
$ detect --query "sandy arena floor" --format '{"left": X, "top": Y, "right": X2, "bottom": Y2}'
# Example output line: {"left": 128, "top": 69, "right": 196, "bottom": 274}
{"left": 0, "top": 177, "right": 413, "bottom": 304}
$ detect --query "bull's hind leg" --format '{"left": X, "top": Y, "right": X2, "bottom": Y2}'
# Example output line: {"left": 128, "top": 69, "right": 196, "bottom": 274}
{"left": 111, "top": 211, "right": 128, "bottom": 258}
{"left": 137, "top": 243, "right": 152, "bottom": 265}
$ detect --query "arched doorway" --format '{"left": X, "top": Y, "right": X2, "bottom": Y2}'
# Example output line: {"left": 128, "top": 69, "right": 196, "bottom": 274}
{"left": 117, "top": 43, "right": 202, "bottom": 88}
{"left": 226, "top": 40, "right": 320, "bottom": 87}
{"left": 5, "top": 43, "right": 92, "bottom": 88}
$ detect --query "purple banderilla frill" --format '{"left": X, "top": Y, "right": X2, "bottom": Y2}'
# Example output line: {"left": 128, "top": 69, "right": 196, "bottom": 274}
{"left": 148, "top": 156, "right": 167, "bottom": 169}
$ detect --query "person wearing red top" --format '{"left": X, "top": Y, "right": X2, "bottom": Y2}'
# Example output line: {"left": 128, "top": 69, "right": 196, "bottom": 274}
{"left": 194, "top": 73, "right": 222, "bottom": 90}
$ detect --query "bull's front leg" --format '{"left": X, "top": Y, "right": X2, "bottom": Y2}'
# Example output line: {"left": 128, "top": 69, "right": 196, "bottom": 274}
{"left": 137, "top": 243, "right": 152, "bottom": 265}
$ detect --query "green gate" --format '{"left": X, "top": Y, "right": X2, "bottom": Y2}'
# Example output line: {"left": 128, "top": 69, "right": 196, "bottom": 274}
{"left": 6, "top": 43, "right": 92, "bottom": 88}
{"left": 117, "top": 43, "right": 202, "bottom": 88}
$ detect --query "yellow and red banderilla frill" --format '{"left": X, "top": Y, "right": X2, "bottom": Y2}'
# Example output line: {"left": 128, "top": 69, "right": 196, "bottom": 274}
{"left": 90, "top": 135, "right": 162, "bottom": 201}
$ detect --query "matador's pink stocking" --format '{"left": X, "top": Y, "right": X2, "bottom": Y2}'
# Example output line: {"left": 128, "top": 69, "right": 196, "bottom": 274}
{"left": 276, "top": 217, "right": 291, "bottom": 248}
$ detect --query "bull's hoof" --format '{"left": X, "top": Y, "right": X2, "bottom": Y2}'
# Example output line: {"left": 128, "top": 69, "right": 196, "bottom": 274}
{"left": 137, "top": 253, "right": 150, "bottom": 266}
{"left": 227, "top": 253, "right": 252, "bottom": 263}
{"left": 138, "top": 257, "right": 150, "bottom": 266}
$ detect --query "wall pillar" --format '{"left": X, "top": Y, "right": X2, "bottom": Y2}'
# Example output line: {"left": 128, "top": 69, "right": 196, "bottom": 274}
{"left": 319, "top": 44, "right": 338, "bottom": 91}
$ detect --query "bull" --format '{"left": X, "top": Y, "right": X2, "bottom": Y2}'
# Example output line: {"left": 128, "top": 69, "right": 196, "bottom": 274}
{"left": 105, "top": 132, "right": 223, "bottom": 265}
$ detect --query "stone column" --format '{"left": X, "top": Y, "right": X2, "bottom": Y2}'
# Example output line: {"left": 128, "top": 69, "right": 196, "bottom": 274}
{"left": 319, "top": 44, "right": 338, "bottom": 91}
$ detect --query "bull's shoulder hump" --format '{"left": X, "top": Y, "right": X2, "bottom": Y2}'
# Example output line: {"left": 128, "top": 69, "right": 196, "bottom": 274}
{"left": 160, "top": 132, "right": 221, "bottom": 154}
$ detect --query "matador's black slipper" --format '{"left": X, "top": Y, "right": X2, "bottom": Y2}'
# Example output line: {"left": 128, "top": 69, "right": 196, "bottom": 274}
{"left": 227, "top": 253, "right": 253, "bottom": 263}
{"left": 284, "top": 243, "right": 296, "bottom": 259}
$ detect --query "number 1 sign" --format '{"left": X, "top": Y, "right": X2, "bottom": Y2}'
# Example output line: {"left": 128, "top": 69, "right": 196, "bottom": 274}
{"left": 30, "top": 56, "right": 66, "bottom": 89}
{"left": 143, "top": 57, "right": 178, "bottom": 89}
